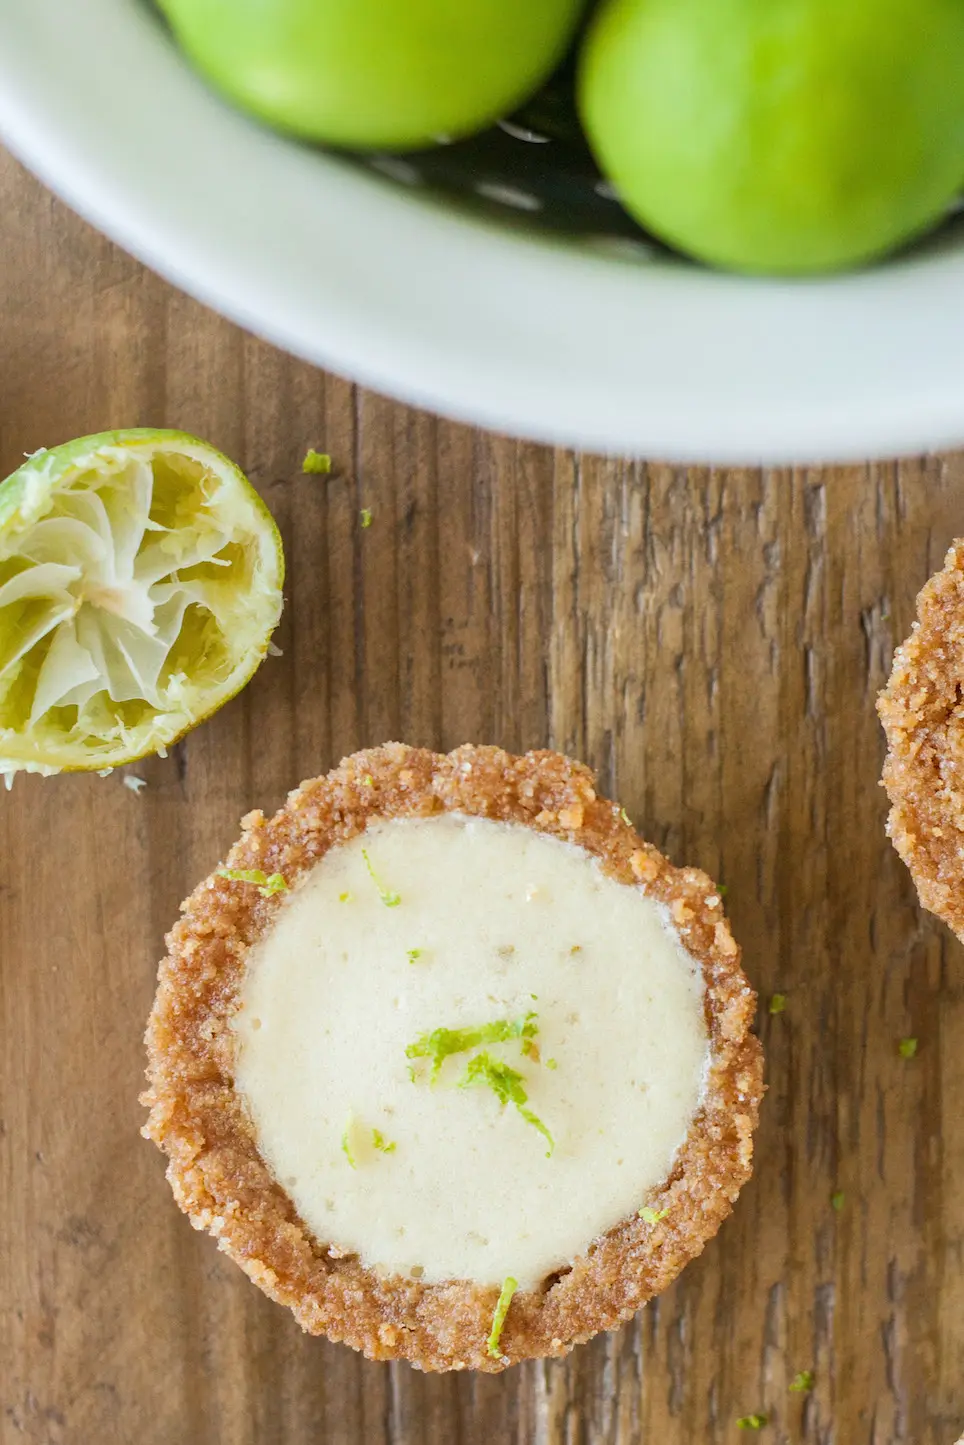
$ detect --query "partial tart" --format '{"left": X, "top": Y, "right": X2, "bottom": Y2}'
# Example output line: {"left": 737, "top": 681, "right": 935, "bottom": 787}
{"left": 879, "top": 541, "right": 964, "bottom": 940}
{"left": 143, "top": 743, "right": 763, "bottom": 1371}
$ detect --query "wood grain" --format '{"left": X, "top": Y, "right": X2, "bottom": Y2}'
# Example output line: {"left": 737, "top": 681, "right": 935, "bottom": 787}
{"left": 1, "top": 149, "right": 963, "bottom": 1445}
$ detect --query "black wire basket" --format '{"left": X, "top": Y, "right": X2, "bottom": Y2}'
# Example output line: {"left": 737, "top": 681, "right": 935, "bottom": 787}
{"left": 346, "top": 56, "right": 673, "bottom": 264}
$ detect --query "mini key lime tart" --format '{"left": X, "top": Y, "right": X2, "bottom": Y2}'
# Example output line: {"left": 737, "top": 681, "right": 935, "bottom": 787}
{"left": 879, "top": 541, "right": 964, "bottom": 940}
{"left": 143, "top": 744, "right": 763, "bottom": 1371}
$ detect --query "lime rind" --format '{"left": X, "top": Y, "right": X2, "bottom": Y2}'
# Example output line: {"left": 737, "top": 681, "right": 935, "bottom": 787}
{"left": 0, "top": 429, "right": 284, "bottom": 780}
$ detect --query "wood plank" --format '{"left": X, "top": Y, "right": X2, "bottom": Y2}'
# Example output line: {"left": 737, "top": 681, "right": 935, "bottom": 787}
{"left": 1, "top": 149, "right": 963, "bottom": 1445}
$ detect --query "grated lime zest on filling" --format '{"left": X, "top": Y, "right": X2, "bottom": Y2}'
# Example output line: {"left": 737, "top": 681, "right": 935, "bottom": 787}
{"left": 405, "top": 1011, "right": 538, "bottom": 1080}
{"left": 460, "top": 1052, "right": 554, "bottom": 1156}
{"left": 361, "top": 848, "right": 401, "bottom": 907}
{"left": 341, "top": 1115, "right": 357, "bottom": 1169}
{"left": 371, "top": 1128, "right": 396, "bottom": 1154}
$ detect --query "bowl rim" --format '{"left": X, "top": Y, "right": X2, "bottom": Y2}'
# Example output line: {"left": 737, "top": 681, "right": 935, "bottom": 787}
{"left": 2, "top": 0, "right": 964, "bottom": 465}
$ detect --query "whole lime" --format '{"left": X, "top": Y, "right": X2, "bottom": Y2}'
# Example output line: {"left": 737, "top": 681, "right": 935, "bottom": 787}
{"left": 579, "top": 0, "right": 964, "bottom": 274}
{"left": 159, "top": 0, "right": 586, "bottom": 150}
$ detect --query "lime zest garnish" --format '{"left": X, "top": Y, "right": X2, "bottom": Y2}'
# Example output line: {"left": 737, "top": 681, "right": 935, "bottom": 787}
{"left": 361, "top": 848, "right": 401, "bottom": 906}
{"left": 831, "top": 1190, "right": 845, "bottom": 1211}
{"left": 769, "top": 994, "right": 787, "bottom": 1015}
{"left": 789, "top": 1371, "right": 814, "bottom": 1393}
{"left": 736, "top": 1415, "right": 767, "bottom": 1431}
{"left": 372, "top": 1128, "right": 396, "bottom": 1154}
{"left": 341, "top": 1117, "right": 356, "bottom": 1169}
{"left": 639, "top": 1205, "right": 670, "bottom": 1225}
{"left": 717, "top": 883, "right": 729, "bottom": 898}
{"left": 217, "top": 867, "right": 288, "bottom": 898}
{"left": 407, "top": 948, "right": 423, "bottom": 964}
{"left": 898, "top": 1036, "right": 918, "bottom": 1058}
{"left": 302, "top": 450, "right": 331, "bottom": 475}
{"left": 406, "top": 1012, "right": 538, "bottom": 1079}
{"left": 546, "top": 1057, "right": 558, "bottom": 1070}
{"left": 360, "top": 507, "right": 373, "bottom": 529}
{"left": 339, "top": 891, "right": 353, "bottom": 903}
{"left": 460, "top": 1052, "right": 554, "bottom": 1156}
{"left": 486, "top": 1276, "right": 518, "bottom": 1360}
{"left": 620, "top": 807, "right": 631, "bottom": 825}
{"left": 363, "top": 774, "right": 374, "bottom": 786}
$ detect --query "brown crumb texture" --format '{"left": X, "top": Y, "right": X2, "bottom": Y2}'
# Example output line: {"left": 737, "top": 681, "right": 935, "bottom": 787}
{"left": 879, "top": 542, "right": 964, "bottom": 941}
{"left": 143, "top": 743, "right": 764, "bottom": 1372}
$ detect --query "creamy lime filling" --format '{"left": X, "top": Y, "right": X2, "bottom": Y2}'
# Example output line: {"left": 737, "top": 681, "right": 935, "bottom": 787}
{"left": 233, "top": 814, "right": 710, "bottom": 1290}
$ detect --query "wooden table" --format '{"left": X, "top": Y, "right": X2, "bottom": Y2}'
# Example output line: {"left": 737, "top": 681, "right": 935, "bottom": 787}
{"left": 1, "top": 146, "right": 962, "bottom": 1445}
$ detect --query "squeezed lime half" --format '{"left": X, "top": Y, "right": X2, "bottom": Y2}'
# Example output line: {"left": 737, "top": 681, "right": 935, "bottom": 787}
{"left": 0, "top": 429, "right": 284, "bottom": 782}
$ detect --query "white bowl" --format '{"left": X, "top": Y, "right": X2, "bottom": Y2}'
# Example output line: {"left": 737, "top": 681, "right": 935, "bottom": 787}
{"left": 2, "top": 0, "right": 964, "bottom": 464}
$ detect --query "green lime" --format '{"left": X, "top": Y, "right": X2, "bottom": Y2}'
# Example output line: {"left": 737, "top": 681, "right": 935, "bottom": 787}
{"left": 579, "top": 0, "right": 964, "bottom": 274}
{"left": 158, "top": 0, "right": 586, "bottom": 150}
{"left": 0, "top": 429, "right": 284, "bottom": 781}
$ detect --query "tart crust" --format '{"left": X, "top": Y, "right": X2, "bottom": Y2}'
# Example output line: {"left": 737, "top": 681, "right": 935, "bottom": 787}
{"left": 879, "top": 541, "right": 964, "bottom": 941}
{"left": 143, "top": 743, "right": 764, "bottom": 1372}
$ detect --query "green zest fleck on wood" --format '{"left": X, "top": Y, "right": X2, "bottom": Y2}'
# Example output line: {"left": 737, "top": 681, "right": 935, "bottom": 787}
{"left": 639, "top": 1205, "right": 670, "bottom": 1225}
{"left": 789, "top": 1370, "right": 814, "bottom": 1393}
{"left": 736, "top": 1414, "right": 768, "bottom": 1430}
{"left": 372, "top": 1129, "right": 396, "bottom": 1155}
{"left": 831, "top": 1190, "right": 845, "bottom": 1211}
{"left": 217, "top": 868, "right": 288, "bottom": 898}
{"left": 769, "top": 993, "right": 787, "bottom": 1015}
{"left": 460, "top": 1052, "right": 554, "bottom": 1156}
{"left": 361, "top": 848, "right": 401, "bottom": 906}
{"left": 406, "top": 1012, "right": 538, "bottom": 1080}
{"left": 360, "top": 507, "right": 373, "bottom": 529}
{"left": 898, "top": 1036, "right": 918, "bottom": 1058}
{"left": 486, "top": 1276, "right": 518, "bottom": 1360}
{"left": 302, "top": 449, "right": 331, "bottom": 474}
